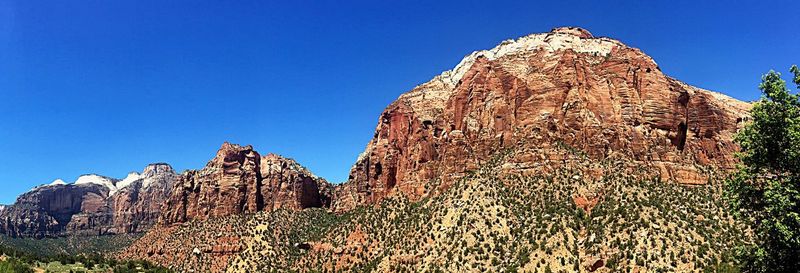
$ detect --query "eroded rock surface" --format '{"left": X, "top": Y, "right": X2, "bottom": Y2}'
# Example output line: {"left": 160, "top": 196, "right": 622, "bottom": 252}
{"left": 0, "top": 183, "right": 109, "bottom": 238}
{"left": 109, "top": 163, "right": 179, "bottom": 234}
{"left": 0, "top": 164, "right": 177, "bottom": 238}
{"left": 332, "top": 27, "right": 750, "bottom": 212}
{"left": 160, "top": 142, "right": 332, "bottom": 224}
{"left": 1, "top": 143, "right": 332, "bottom": 238}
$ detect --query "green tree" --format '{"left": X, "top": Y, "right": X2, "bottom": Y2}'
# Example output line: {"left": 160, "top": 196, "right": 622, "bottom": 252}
{"left": 0, "top": 258, "right": 34, "bottom": 273}
{"left": 726, "top": 65, "right": 800, "bottom": 273}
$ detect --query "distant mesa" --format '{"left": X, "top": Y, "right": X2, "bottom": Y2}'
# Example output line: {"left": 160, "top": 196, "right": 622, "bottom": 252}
{"left": 0, "top": 142, "right": 332, "bottom": 238}
{"left": 0, "top": 163, "right": 178, "bottom": 237}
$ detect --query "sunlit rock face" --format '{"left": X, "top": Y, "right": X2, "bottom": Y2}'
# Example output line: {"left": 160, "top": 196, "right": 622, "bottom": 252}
{"left": 0, "top": 143, "right": 332, "bottom": 237}
{"left": 259, "top": 153, "right": 333, "bottom": 211}
{"left": 332, "top": 27, "right": 751, "bottom": 212}
{"left": 109, "top": 163, "right": 179, "bottom": 234}
{"left": 0, "top": 183, "right": 109, "bottom": 238}
{"left": 159, "top": 142, "right": 332, "bottom": 225}
{"left": 0, "top": 164, "right": 177, "bottom": 238}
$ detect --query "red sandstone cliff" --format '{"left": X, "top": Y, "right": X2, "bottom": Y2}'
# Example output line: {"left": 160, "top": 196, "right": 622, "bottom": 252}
{"left": 159, "top": 142, "right": 332, "bottom": 225}
{"left": 332, "top": 27, "right": 751, "bottom": 212}
{"left": 109, "top": 163, "right": 179, "bottom": 234}
{"left": 0, "top": 143, "right": 332, "bottom": 237}
{"left": 0, "top": 183, "right": 109, "bottom": 238}
{"left": 0, "top": 164, "right": 177, "bottom": 238}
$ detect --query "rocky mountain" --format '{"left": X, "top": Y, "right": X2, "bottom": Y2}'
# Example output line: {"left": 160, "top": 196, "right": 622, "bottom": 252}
{"left": 331, "top": 26, "right": 749, "bottom": 212}
{"left": 117, "top": 144, "right": 334, "bottom": 271}
{"left": 0, "top": 143, "right": 333, "bottom": 238}
{"left": 0, "top": 182, "right": 108, "bottom": 238}
{"left": 4, "top": 27, "right": 755, "bottom": 272}
{"left": 0, "top": 164, "right": 178, "bottom": 238}
{"left": 113, "top": 27, "right": 753, "bottom": 272}
{"left": 108, "top": 163, "right": 179, "bottom": 234}
{"left": 159, "top": 142, "right": 332, "bottom": 224}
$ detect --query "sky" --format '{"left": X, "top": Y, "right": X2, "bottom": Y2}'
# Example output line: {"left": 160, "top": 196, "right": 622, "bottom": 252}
{"left": 1, "top": 0, "right": 798, "bottom": 204}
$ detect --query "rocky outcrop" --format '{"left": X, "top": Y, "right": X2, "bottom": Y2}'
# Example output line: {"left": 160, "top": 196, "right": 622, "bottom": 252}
{"left": 109, "top": 164, "right": 179, "bottom": 234}
{"left": 260, "top": 153, "right": 333, "bottom": 210}
{"left": 119, "top": 144, "right": 333, "bottom": 271}
{"left": 160, "top": 142, "right": 332, "bottom": 225}
{"left": 332, "top": 27, "right": 751, "bottom": 212}
{"left": 0, "top": 183, "right": 110, "bottom": 238}
{"left": 0, "top": 164, "right": 177, "bottom": 238}
{"left": 0, "top": 142, "right": 332, "bottom": 237}
{"left": 160, "top": 143, "right": 263, "bottom": 224}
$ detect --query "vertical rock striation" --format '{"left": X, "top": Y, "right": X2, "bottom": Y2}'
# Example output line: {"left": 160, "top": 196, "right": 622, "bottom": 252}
{"left": 109, "top": 163, "right": 179, "bottom": 234}
{"left": 159, "top": 142, "right": 332, "bottom": 225}
{"left": 0, "top": 165, "right": 177, "bottom": 238}
{"left": 0, "top": 143, "right": 332, "bottom": 237}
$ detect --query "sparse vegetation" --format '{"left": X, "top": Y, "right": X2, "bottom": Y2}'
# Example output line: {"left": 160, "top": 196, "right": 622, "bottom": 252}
{"left": 0, "top": 236, "right": 171, "bottom": 273}
{"left": 126, "top": 142, "right": 750, "bottom": 272}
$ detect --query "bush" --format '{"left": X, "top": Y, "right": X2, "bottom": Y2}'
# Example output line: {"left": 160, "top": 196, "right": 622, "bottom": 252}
{"left": 0, "top": 258, "right": 34, "bottom": 273}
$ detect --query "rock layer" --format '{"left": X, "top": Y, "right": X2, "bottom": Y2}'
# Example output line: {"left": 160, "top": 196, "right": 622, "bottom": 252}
{"left": 0, "top": 143, "right": 332, "bottom": 237}
{"left": 160, "top": 142, "right": 332, "bottom": 225}
{"left": 0, "top": 164, "right": 177, "bottom": 238}
{"left": 109, "top": 164, "right": 179, "bottom": 234}
{"left": 0, "top": 183, "right": 110, "bottom": 238}
{"left": 332, "top": 27, "right": 751, "bottom": 212}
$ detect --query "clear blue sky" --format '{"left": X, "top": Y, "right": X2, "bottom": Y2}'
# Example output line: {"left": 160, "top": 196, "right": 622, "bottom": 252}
{"left": 1, "top": 0, "right": 798, "bottom": 204}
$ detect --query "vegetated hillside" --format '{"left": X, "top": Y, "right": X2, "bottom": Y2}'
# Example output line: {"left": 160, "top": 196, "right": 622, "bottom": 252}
{"left": 0, "top": 233, "right": 141, "bottom": 258}
{"left": 121, "top": 142, "right": 750, "bottom": 272}
{"left": 0, "top": 235, "right": 172, "bottom": 273}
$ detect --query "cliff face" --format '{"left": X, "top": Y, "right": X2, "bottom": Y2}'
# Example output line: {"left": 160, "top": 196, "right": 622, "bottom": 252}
{"left": 159, "top": 143, "right": 332, "bottom": 225}
{"left": 119, "top": 144, "right": 334, "bottom": 270}
{"left": 109, "top": 164, "right": 179, "bottom": 234}
{"left": 0, "top": 143, "right": 332, "bottom": 238}
{"left": 332, "top": 27, "right": 750, "bottom": 212}
{"left": 0, "top": 165, "right": 177, "bottom": 238}
{"left": 0, "top": 183, "right": 109, "bottom": 238}
{"left": 160, "top": 143, "right": 263, "bottom": 224}
{"left": 260, "top": 153, "right": 333, "bottom": 210}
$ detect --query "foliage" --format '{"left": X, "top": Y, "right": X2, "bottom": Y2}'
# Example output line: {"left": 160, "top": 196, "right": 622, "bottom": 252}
{"left": 0, "top": 257, "right": 34, "bottom": 273}
{"left": 0, "top": 238, "right": 171, "bottom": 273}
{"left": 725, "top": 65, "right": 800, "bottom": 273}
{"left": 0, "top": 233, "right": 141, "bottom": 258}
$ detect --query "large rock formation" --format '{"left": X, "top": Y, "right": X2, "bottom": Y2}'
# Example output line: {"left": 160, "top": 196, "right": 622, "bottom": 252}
{"left": 119, "top": 144, "right": 334, "bottom": 271}
{"left": 0, "top": 143, "right": 332, "bottom": 238}
{"left": 260, "top": 153, "right": 332, "bottom": 210}
{"left": 160, "top": 142, "right": 332, "bottom": 224}
{"left": 108, "top": 163, "right": 179, "bottom": 234}
{"left": 0, "top": 182, "right": 111, "bottom": 238}
{"left": 332, "top": 27, "right": 751, "bottom": 212}
{"left": 0, "top": 164, "right": 177, "bottom": 238}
